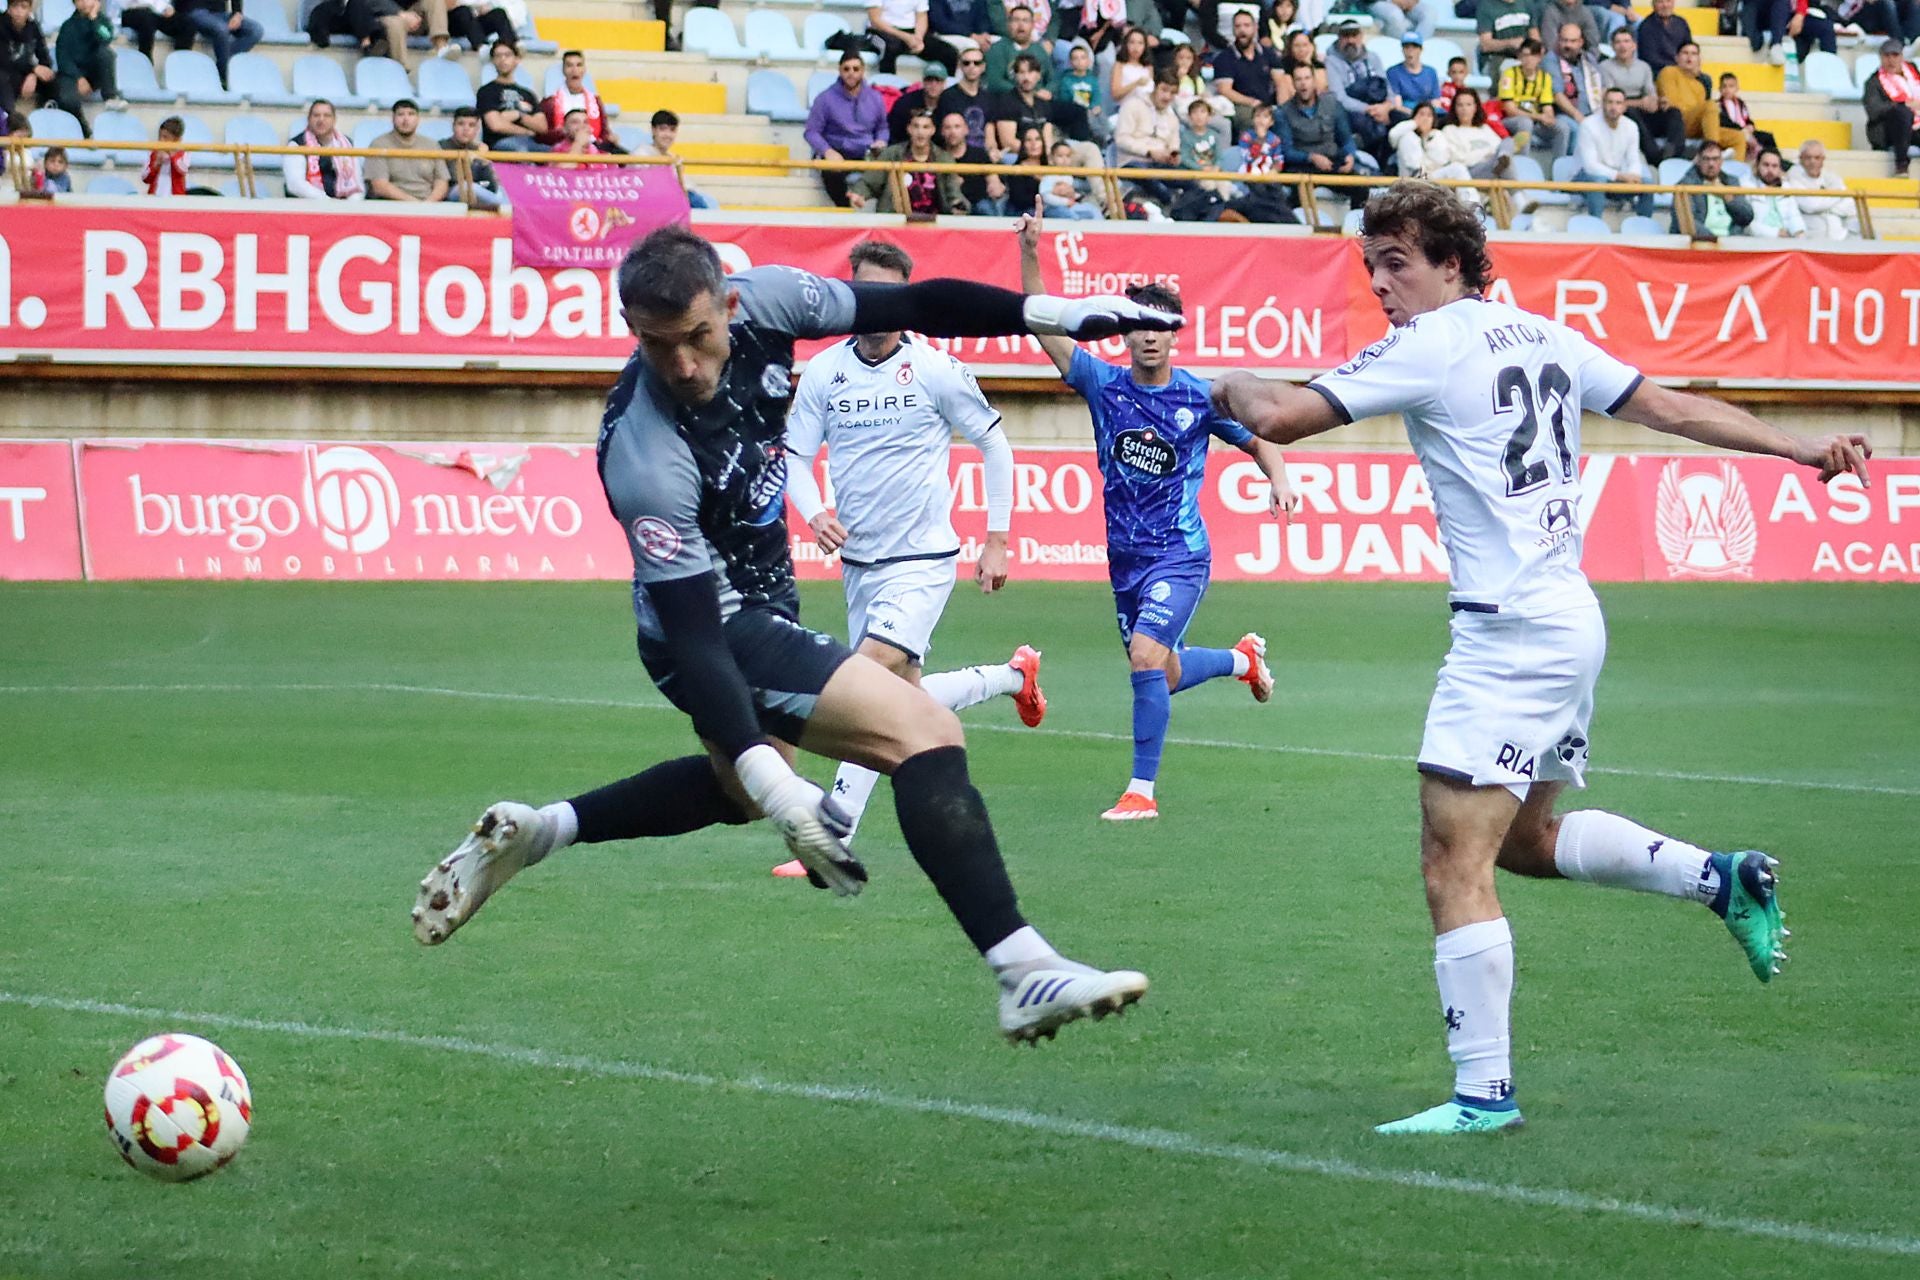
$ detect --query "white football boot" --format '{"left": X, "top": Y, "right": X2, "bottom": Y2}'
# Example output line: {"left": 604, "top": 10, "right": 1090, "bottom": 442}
{"left": 998, "top": 959, "right": 1149, "bottom": 1044}
{"left": 768, "top": 791, "right": 868, "bottom": 897}
{"left": 412, "top": 802, "right": 548, "bottom": 945}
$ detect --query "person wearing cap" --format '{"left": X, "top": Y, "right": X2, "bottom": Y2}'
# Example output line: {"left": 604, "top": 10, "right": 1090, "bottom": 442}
{"left": 1387, "top": 31, "right": 1440, "bottom": 110}
{"left": 1209, "top": 8, "right": 1286, "bottom": 131}
{"left": 889, "top": 61, "right": 952, "bottom": 142}
{"left": 1863, "top": 37, "right": 1920, "bottom": 175}
{"left": 1326, "top": 17, "right": 1407, "bottom": 167}
{"left": 1369, "top": 0, "right": 1444, "bottom": 42}
{"left": 365, "top": 98, "right": 450, "bottom": 202}
{"left": 866, "top": 0, "right": 929, "bottom": 73}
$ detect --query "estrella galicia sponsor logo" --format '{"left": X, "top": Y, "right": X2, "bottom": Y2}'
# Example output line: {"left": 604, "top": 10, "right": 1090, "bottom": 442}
{"left": 1113, "top": 427, "right": 1176, "bottom": 478}
{"left": 745, "top": 444, "right": 787, "bottom": 525}
{"left": 1494, "top": 741, "right": 1536, "bottom": 779}
{"left": 1539, "top": 498, "right": 1574, "bottom": 533}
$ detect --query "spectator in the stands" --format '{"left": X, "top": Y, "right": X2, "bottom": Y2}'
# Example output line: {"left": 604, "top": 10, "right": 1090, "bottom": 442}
{"left": 1536, "top": 0, "right": 1603, "bottom": 61}
{"left": 1388, "top": 31, "right": 1438, "bottom": 110}
{"left": 1837, "top": 0, "right": 1918, "bottom": 55}
{"left": 476, "top": 40, "right": 543, "bottom": 152}
{"left": 1043, "top": 135, "right": 1104, "bottom": 215}
{"left": 1060, "top": 39, "right": 1108, "bottom": 139}
{"left": 284, "top": 99, "right": 364, "bottom": 199}
{"left": 1114, "top": 70, "right": 1181, "bottom": 204}
{"left": 1864, "top": 37, "right": 1918, "bottom": 175}
{"left": 992, "top": 52, "right": 1062, "bottom": 151}
{"left": 1280, "top": 61, "right": 1364, "bottom": 174}
{"left": 930, "top": 0, "right": 996, "bottom": 56}
{"left": 1369, "top": 0, "right": 1442, "bottom": 42}
{"left": 1747, "top": 146, "right": 1807, "bottom": 237}
{"left": 1326, "top": 18, "right": 1403, "bottom": 169}
{"left": 32, "top": 142, "right": 69, "bottom": 191}
{"left": 938, "top": 108, "right": 1008, "bottom": 213}
{"left": 1002, "top": 122, "right": 1052, "bottom": 210}
{"left": 867, "top": 0, "right": 929, "bottom": 73}
{"left": 1277, "top": 29, "right": 1325, "bottom": 105}
{"left": 445, "top": 0, "right": 515, "bottom": 52}
{"left": 1390, "top": 99, "right": 1461, "bottom": 178}
{"left": 889, "top": 62, "right": 950, "bottom": 143}
{"left": 2, "top": 0, "right": 53, "bottom": 129}
{"left": 143, "top": 114, "right": 189, "bottom": 196}
{"left": 1717, "top": 72, "right": 1773, "bottom": 162}
{"left": 640, "top": 108, "right": 714, "bottom": 209}
{"left": 1786, "top": 139, "right": 1857, "bottom": 238}
{"left": 938, "top": 43, "right": 993, "bottom": 148}
{"left": 1476, "top": 0, "right": 1537, "bottom": 81}
{"left": 120, "top": 0, "right": 183, "bottom": 63}
{"left": 442, "top": 105, "right": 504, "bottom": 209}
{"left": 405, "top": 0, "right": 462, "bottom": 62}
{"left": 985, "top": 5, "right": 1054, "bottom": 94}
{"left": 1439, "top": 85, "right": 1512, "bottom": 179}
{"left": 805, "top": 49, "right": 887, "bottom": 206}
{"left": 543, "top": 50, "right": 624, "bottom": 151}
{"left": 1499, "top": 39, "right": 1569, "bottom": 158}
{"left": 1671, "top": 137, "right": 1753, "bottom": 236}
{"left": 1601, "top": 24, "right": 1683, "bottom": 164}
{"left": 1785, "top": 0, "right": 1838, "bottom": 61}
{"left": 1549, "top": 25, "right": 1605, "bottom": 133}
{"left": 174, "top": 0, "right": 262, "bottom": 88}
{"left": 1636, "top": 0, "right": 1691, "bottom": 76}
{"left": 1742, "top": 0, "right": 1792, "bottom": 64}
{"left": 849, "top": 106, "right": 968, "bottom": 213}
{"left": 553, "top": 106, "right": 611, "bottom": 158}
{"left": 54, "top": 0, "right": 120, "bottom": 135}
{"left": 1108, "top": 26, "right": 1152, "bottom": 104}
{"left": 1211, "top": 9, "right": 1286, "bottom": 131}
{"left": 301, "top": 0, "right": 347, "bottom": 47}
{"left": 367, "top": 98, "right": 451, "bottom": 200}
{"left": 346, "top": 0, "right": 419, "bottom": 64}
{"left": 1660, "top": 42, "right": 1744, "bottom": 152}
{"left": 1574, "top": 87, "right": 1653, "bottom": 215}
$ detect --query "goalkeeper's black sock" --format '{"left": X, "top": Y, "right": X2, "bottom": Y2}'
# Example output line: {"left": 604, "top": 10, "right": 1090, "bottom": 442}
{"left": 567, "top": 755, "right": 751, "bottom": 845}
{"left": 892, "top": 746, "right": 1029, "bottom": 954}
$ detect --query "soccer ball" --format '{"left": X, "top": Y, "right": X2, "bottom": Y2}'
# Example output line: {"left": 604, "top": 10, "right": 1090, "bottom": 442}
{"left": 103, "top": 1033, "right": 253, "bottom": 1181}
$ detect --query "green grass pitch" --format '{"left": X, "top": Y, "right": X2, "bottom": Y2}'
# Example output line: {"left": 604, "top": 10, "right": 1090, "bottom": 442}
{"left": 1, "top": 580, "right": 1916, "bottom": 1278}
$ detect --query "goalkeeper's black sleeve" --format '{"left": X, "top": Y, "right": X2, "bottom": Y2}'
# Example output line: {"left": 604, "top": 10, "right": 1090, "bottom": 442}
{"left": 847, "top": 279, "right": 1030, "bottom": 338}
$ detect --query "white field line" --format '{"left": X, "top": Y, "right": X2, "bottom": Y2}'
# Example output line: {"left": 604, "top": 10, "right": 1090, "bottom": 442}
{"left": 7, "top": 989, "right": 1916, "bottom": 1259}
{"left": 3, "top": 680, "right": 1916, "bottom": 799}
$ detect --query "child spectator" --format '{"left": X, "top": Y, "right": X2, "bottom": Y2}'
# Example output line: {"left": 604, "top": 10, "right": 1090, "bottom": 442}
{"left": 1717, "top": 72, "right": 1774, "bottom": 163}
{"left": 33, "top": 141, "right": 69, "bottom": 191}
{"left": 640, "top": 108, "right": 714, "bottom": 209}
{"left": 1060, "top": 39, "right": 1108, "bottom": 141}
{"left": 143, "top": 115, "right": 190, "bottom": 196}
{"left": 1042, "top": 135, "right": 1103, "bottom": 216}
{"left": 3, "top": 0, "right": 55, "bottom": 130}
{"left": 1388, "top": 32, "right": 1439, "bottom": 111}
{"left": 1498, "top": 38, "right": 1568, "bottom": 157}
{"left": 1180, "top": 96, "right": 1222, "bottom": 171}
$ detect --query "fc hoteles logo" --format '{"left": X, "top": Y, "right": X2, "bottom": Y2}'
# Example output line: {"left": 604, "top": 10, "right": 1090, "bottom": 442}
{"left": 1539, "top": 498, "right": 1575, "bottom": 533}
{"left": 1654, "top": 461, "right": 1756, "bottom": 578}
{"left": 304, "top": 445, "right": 400, "bottom": 555}
{"left": 630, "top": 516, "right": 684, "bottom": 562}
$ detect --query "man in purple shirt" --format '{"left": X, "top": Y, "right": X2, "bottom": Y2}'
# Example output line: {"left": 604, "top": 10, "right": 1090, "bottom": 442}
{"left": 805, "top": 50, "right": 889, "bottom": 206}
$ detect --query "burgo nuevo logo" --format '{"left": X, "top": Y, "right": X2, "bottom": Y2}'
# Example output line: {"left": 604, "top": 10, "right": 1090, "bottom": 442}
{"left": 304, "top": 446, "right": 402, "bottom": 555}
{"left": 1654, "top": 460, "right": 1756, "bottom": 578}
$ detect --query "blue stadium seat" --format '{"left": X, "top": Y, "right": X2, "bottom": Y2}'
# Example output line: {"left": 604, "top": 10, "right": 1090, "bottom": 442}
{"left": 1367, "top": 35, "right": 1402, "bottom": 68}
{"left": 245, "top": 0, "right": 306, "bottom": 45}
{"left": 614, "top": 123, "right": 648, "bottom": 151}
{"left": 352, "top": 117, "right": 390, "bottom": 149}
{"left": 115, "top": 47, "right": 175, "bottom": 104}
{"left": 519, "top": 15, "right": 558, "bottom": 54}
{"left": 1341, "top": 207, "right": 1364, "bottom": 233}
{"left": 165, "top": 50, "right": 241, "bottom": 104}
{"left": 806, "top": 69, "right": 836, "bottom": 103}
{"left": 41, "top": 0, "right": 74, "bottom": 32}
{"left": 224, "top": 113, "right": 282, "bottom": 150}
{"left": 1564, "top": 212, "right": 1613, "bottom": 237}
{"left": 747, "top": 68, "right": 808, "bottom": 122}
{"left": 1854, "top": 52, "right": 1880, "bottom": 93}
{"left": 417, "top": 56, "right": 474, "bottom": 109}
{"left": 229, "top": 52, "right": 303, "bottom": 107}
{"left": 89, "top": 110, "right": 151, "bottom": 167}
{"left": 418, "top": 115, "right": 454, "bottom": 141}
{"left": 87, "top": 173, "right": 140, "bottom": 195}
{"left": 801, "top": 12, "right": 851, "bottom": 60}
{"left": 354, "top": 56, "right": 414, "bottom": 108}
{"left": 683, "top": 8, "right": 753, "bottom": 58}
{"left": 514, "top": 64, "right": 535, "bottom": 91}
{"left": 1619, "top": 214, "right": 1666, "bottom": 236}
{"left": 1424, "top": 36, "right": 1466, "bottom": 72}
{"left": 1723, "top": 158, "right": 1751, "bottom": 183}
{"left": 1803, "top": 50, "right": 1858, "bottom": 100}
{"left": 744, "top": 9, "right": 812, "bottom": 60}
{"left": 180, "top": 114, "right": 235, "bottom": 169}
{"left": 293, "top": 53, "right": 369, "bottom": 109}
{"left": 1551, "top": 154, "right": 1580, "bottom": 184}
{"left": 27, "top": 107, "right": 85, "bottom": 141}
{"left": 1510, "top": 153, "right": 1569, "bottom": 206}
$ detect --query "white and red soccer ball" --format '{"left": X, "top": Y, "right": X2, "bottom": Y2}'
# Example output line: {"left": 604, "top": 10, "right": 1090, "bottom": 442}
{"left": 103, "top": 1033, "right": 253, "bottom": 1181}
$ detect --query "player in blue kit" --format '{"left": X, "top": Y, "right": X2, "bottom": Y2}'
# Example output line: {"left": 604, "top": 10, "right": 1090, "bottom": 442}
{"left": 1017, "top": 204, "right": 1297, "bottom": 820}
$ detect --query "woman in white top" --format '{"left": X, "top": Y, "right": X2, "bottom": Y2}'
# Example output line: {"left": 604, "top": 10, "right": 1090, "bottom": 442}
{"left": 1391, "top": 101, "right": 1473, "bottom": 186}
{"left": 1440, "top": 87, "right": 1510, "bottom": 178}
{"left": 1109, "top": 27, "right": 1154, "bottom": 104}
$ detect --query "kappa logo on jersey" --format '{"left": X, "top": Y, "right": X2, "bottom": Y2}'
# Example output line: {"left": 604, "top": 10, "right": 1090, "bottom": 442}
{"left": 895, "top": 362, "right": 914, "bottom": 386}
{"left": 1494, "top": 741, "right": 1537, "bottom": 778}
{"left": 1539, "top": 498, "right": 1575, "bottom": 533}
{"left": 1113, "top": 427, "right": 1177, "bottom": 478}
{"left": 761, "top": 364, "right": 793, "bottom": 400}
{"left": 1654, "top": 461, "right": 1757, "bottom": 578}
{"left": 1328, "top": 324, "right": 1407, "bottom": 378}
{"left": 630, "top": 516, "right": 684, "bottom": 562}
{"left": 829, "top": 371, "right": 849, "bottom": 388}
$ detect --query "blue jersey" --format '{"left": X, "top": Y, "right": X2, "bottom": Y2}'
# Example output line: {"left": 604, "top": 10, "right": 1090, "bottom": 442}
{"left": 1065, "top": 348, "right": 1253, "bottom": 561}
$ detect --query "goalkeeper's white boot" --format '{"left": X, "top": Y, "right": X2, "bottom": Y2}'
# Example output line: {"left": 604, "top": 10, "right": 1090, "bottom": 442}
{"left": 997, "top": 958, "right": 1149, "bottom": 1045}
{"left": 412, "top": 801, "right": 547, "bottom": 945}
{"left": 769, "top": 793, "right": 868, "bottom": 897}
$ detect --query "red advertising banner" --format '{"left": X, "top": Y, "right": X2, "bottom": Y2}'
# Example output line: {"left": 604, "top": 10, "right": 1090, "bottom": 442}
{"left": 3, "top": 204, "right": 1918, "bottom": 383}
{"left": 0, "top": 440, "right": 82, "bottom": 582}
{"left": 495, "top": 162, "right": 689, "bottom": 269}
{"left": 40, "top": 438, "right": 1920, "bottom": 585}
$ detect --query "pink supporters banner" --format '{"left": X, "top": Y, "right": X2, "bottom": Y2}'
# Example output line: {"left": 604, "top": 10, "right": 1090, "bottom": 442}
{"left": 0, "top": 440, "right": 82, "bottom": 581}
{"left": 495, "top": 161, "right": 690, "bottom": 269}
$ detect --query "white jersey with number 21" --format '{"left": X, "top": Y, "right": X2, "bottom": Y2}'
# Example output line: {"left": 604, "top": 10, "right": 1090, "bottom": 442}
{"left": 1309, "top": 296, "right": 1643, "bottom": 618}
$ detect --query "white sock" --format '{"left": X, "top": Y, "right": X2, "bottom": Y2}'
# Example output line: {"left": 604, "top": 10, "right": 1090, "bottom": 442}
{"left": 1231, "top": 650, "right": 1251, "bottom": 677}
{"left": 983, "top": 924, "right": 1054, "bottom": 975}
{"left": 1125, "top": 778, "right": 1155, "bottom": 801}
{"left": 527, "top": 801, "right": 578, "bottom": 865}
{"left": 1433, "top": 917, "right": 1515, "bottom": 1106}
{"left": 921, "top": 662, "right": 1023, "bottom": 712}
{"left": 1554, "top": 810, "right": 1718, "bottom": 904}
{"left": 826, "top": 763, "right": 883, "bottom": 842}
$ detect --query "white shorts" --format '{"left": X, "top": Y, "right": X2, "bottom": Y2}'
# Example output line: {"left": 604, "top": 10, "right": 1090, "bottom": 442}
{"left": 1417, "top": 602, "right": 1606, "bottom": 800}
{"left": 842, "top": 555, "right": 958, "bottom": 665}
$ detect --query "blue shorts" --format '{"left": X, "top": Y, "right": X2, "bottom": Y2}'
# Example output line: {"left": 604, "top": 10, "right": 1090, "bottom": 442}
{"left": 1110, "top": 554, "right": 1211, "bottom": 650}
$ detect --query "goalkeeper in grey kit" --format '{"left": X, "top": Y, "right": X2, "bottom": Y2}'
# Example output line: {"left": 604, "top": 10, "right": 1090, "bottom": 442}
{"left": 412, "top": 226, "right": 1178, "bottom": 1044}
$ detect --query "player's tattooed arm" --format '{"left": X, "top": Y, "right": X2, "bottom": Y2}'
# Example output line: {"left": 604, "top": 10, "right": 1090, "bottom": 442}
{"left": 1013, "top": 199, "right": 1078, "bottom": 378}
{"left": 1613, "top": 382, "right": 1873, "bottom": 487}
{"left": 1210, "top": 372, "right": 1344, "bottom": 446}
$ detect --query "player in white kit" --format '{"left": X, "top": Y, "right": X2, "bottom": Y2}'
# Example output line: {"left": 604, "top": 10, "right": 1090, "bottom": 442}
{"left": 776, "top": 239, "right": 1047, "bottom": 874}
{"left": 1212, "top": 182, "right": 1872, "bottom": 1134}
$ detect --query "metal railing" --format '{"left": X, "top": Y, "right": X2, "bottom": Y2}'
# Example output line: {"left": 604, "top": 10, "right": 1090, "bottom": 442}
{"left": 4, "top": 136, "right": 1907, "bottom": 239}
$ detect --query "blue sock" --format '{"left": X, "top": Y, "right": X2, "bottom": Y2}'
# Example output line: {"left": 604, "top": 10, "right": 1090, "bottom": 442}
{"left": 1171, "top": 646, "right": 1236, "bottom": 694}
{"left": 1129, "top": 669, "right": 1171, "bottom": 783}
